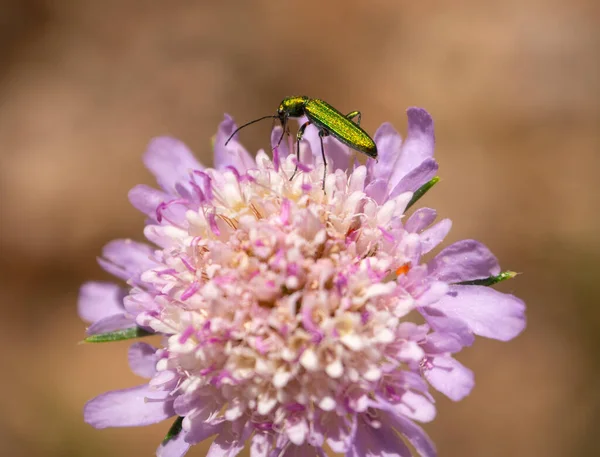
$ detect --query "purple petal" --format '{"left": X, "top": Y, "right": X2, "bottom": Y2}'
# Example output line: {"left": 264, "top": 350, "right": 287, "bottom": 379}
{"left": 128, "top": 185, "right": 169, "bottom": 220}
{"left": 250, "top": 432, "right": 271, "bottom": 457}
{"left": 157, "top": 430, "right": 191, "bottom": 457}
{"left": 367, "top": 122, "right": 403, "bottom": 184}
{"left": 214, "top": 115, "right": 256, "bottom": 172}
{"left": 395, "top": 390, "right": 436, "bottom": 423}
{"left": 271, "top": 126, "right": 292, "bottom": 160}
{"left": 84, "top": 384, "right": 174, "bottom": 428}
{"left": 173, "top": 391, "right": 207, "bottom": 417}
{"left": 364, "top": 179, "right": 388, "bottom": 205}
{"left": 98, "top": 239, "right": 156, "bottom": 283}
{"left": 428, "top": 240, "right": 500, "bottom": 283}
{"left": 144, "top": 137, "right": 203, "bottom": 194}
{"left": 420, "top": 219, "right": 452, "bottom": 255}
{"left": 206, "top": 421, "right": 251, "bottom": 457}
{"left": 321, "top": 136, "right": 352, "bottom": 174}
{"left": 86, "top": 313, "right": 135, "bottom": 335}
{"left": 385, "top": 413, "right": 437, "bottom": 457}
{"left": 184, "top": 418, "right": 223, "bottom": 445}
{"left": 424, "top": 355, "right": 474, "bottom": 401}
{"left": 78, "top": 281, "right": 125, "bottom": 323}
{"left": 388, "top": 158, "right": 438, "bottom": 199}
{"left": 128, "top": 342, "right": 158, "bottom": 378}
{"left": 420, "top": 331, "right": 464, "bottom": 354}
{"left": 433, "top": 285, "right": 526, "bottom": 341}
{"left": 349, "top": 421, "right": 412, "bottom": 457}
{"left": 405, "top": 208, "right": 437, "bottom": 233}
{"left": 420, "top": 308, "right": 475, "bottom": 347}
{"left": 298, "top": 122, "right": 321, "bottom": 163}
{"left": 387, "top": 108, "right": 435, "bottom": 190}
{"left": 415, "top": 281, "right": 449, "bottom": 308}
{"left": 281, "top": 444, "right": 326, "bottom": 457}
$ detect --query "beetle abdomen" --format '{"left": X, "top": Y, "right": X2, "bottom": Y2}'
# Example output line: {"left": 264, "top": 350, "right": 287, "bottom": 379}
{"left": 305, "top": 99, "right": 377, "bottom": 158}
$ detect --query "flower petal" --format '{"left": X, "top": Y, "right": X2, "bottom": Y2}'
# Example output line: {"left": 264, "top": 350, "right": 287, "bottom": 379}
{"left": 405, "top": 208, "right": 437, "bottom": 233}
{"left": 86, "top": 313, "right": 135, "bottom": 335}
{"left": 128, "top": 184, "right": 169, "bottom": 220}
{"left": 420, "top": 309, "right": 475, "bottom": 347}
{"left": 281, "top": 443, "right": 326, "bottom": 457}
{"left": 206, "top": 421, "right": 251, "bottom": 457}
{"left": 428, "top": 240, "right": 500, "bottom": 283}
{"left": 98, "top": 239, "right": 156, "bottom": 283}
{"left": 368, "top": 122, "right": 403, "bottom": 185}
{"left": 84, "top": 384, "right": 174, "bottom": 428}
{"left": 420, "top": 219, "right": 452, "bottom": 255}
{"left": 349, "top": 421, "right": 412, "bottom": 457}
{"left": 157, "top": 430, "right": 191, "bottom": 457}
{"left": 386, "top": 108, "right": 435, "bottom": 191}
{"left": 143, "top": 137, "right": 203, "bottom": 194}
{"left": 388, "top": 158, "right": 438, "bottom": 199}
{"left": 433, "top": 285, "right": 526, "bottom": 341}
{"left": 213, "top": 115, "right": 256, "bottom": 172}
{"left": 395, "top": 390, "right": 436, "bottom": 423}
{"left": 384, "top": 413, "right": 437, "bottom": 457}
{"left": 364, "top": 179, "right": 388, "bottom": 205}
{"left": 424, "top": 355, "right": 474, "bottom": 401}
{"left": 321, "top": 136, "right": 352, "bottom": 174}
{"left": 78, "top": 281, "right": 125, "bottom": 323}
{"left": 128, "top": 342, "right": 158, "bottom": 378}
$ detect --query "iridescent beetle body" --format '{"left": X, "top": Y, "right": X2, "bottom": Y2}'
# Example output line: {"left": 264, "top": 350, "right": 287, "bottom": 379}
{"left": 225, "top": 96, "right": 378, "bottom": 187}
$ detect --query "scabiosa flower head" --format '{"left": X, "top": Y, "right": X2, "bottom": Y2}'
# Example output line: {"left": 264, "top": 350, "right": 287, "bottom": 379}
{"left": 80, "top": 108, "right": 526, "bottom": 457}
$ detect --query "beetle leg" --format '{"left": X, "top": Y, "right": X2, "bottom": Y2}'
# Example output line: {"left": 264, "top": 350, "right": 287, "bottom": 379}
{"left": 290, "top": 121, "right": 311, "bottom": 181}
{"left": 318, "top": 129, "right": 328, "bottom": 189}
{"left": 346, "top": 110, "right": 362, "bottom": 126}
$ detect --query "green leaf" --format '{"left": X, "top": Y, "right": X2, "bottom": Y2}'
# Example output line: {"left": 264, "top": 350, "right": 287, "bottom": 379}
{"left": 406, "top": 176, "right": 440, "bottom": 210}
{"left": 83, "top": 326, "right": 153, "bottom": 343}
{"left": 162, "top": 416, "right": 184, "bottom": 444}
{"left": 455, "top": 271, "right": 518, "bottom": 286}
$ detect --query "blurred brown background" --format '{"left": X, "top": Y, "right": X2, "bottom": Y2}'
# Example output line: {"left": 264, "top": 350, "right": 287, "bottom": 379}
{"left": 1, "top": 1, "right": 598, "bottom": 456}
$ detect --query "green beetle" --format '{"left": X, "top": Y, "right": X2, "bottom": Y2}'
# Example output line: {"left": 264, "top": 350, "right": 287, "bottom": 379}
{"left": 225, "top": 96, "right": 378, "bottom": 187}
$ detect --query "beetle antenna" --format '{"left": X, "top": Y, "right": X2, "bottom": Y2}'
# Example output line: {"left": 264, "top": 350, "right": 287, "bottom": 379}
{"left": 271, "top": 115, "right": 289, "bottom": 151}
{"left": 224, "top": 115, "right": 278, "bottom": 145}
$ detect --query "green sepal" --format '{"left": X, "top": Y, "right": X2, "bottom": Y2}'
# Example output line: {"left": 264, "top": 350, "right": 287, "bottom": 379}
{"left": 406, "top": 176, "right": 440, "bottom": 210}
{"left": 455, "top": 271, "right": 518, "bottom": 286}
{"left": 83, "top": 326, "right": 153, "bottom": 343}
{"left": 162, "top": 416, "right": 184, "bottom": 445}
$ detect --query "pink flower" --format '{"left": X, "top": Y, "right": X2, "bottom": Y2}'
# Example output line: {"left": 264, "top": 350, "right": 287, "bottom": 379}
{"left": 80, "top": 108, "right": 525, "bottom": 457}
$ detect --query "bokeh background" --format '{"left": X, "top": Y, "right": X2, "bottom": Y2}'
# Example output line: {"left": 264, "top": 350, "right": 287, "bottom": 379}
{"left": 1, "top": 1, "right": 598, "bottom": 456}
